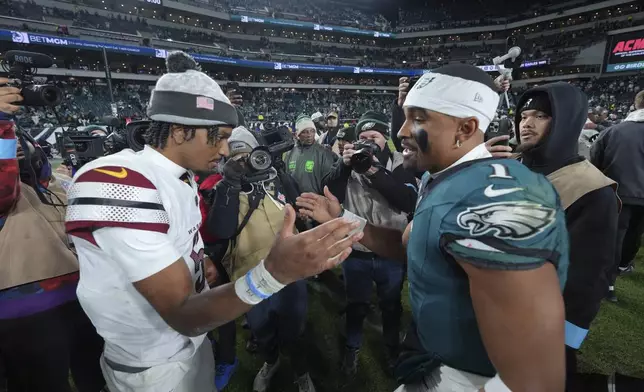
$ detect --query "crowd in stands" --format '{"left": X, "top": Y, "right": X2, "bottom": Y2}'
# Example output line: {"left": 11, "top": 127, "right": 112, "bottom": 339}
{"left": 395, "top": 1, "right": 640, "bottom": 31}
{"left": 12, "top": 73, "right": 643, "bottom": 135}
{"left": 2, "top": 0, "right": 640, "bottom": 71}
{"left": 176, "top": 0, "right": 390, "bottom": 31}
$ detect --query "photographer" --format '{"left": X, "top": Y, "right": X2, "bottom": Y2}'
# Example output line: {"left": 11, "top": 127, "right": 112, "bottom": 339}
{"left": 0, "top": 78, "right": 105, "bottom": 392}
{"left": 320, "top": 110, "right": 417, "bottom": 376}
{"left": 319, "top": 111, "right": 340, "bottom": 151}
{"left": 207, "top": 127, "right": 315, "bottom": 392}
{"left": 311, "top": 111, "right": 325, "bottom": 135}
{"left": 336, "top": 125, "right": 356, "bottom": 157}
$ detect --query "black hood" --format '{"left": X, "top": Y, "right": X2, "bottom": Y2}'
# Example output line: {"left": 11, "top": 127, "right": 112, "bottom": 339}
{"left": 515, "top": 82, "right": 588, "bottom": 175}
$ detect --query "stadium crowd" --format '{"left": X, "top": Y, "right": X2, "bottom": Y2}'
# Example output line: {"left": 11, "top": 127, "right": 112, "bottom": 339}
{"left": 13, "top": 74, "right": 643, "bottom": 134}
{"left": 1, "top": 0, "right": 641, "bottom": 69}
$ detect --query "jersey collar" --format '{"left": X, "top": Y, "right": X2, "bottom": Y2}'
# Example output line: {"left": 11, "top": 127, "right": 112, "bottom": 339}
{"left": 434, "top": 143, "right": 492, "bottom": 177}
{"left": 142, "top": 145, "right": 187, "bottom": 178}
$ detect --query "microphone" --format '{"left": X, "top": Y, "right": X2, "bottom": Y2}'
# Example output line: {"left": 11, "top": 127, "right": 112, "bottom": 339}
{"left": 3, "top": 51, "right": 54, "bottom": 68}
{"left": 493, "top": 47, "right": 522, "bottom": 67}
{"left": 493, "top": 46, "right": 521, "bottom": 108}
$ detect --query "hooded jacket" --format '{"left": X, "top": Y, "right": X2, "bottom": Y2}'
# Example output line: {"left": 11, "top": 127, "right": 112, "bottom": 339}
{"left": 516, "top": 83, "right": 620, "bottom": 348}
{"left": 591, "top": 108, "right": 644, "bottom": 206}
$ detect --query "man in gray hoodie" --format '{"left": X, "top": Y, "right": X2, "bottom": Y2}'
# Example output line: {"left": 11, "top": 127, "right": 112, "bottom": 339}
{"left": 591, "top": 90, "right": 644, "bottom": 302}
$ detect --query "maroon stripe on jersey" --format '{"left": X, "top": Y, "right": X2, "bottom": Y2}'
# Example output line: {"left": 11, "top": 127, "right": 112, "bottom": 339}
{"left": 66, "top": 220, "right": 170, "bottom": 235}
{"left": 71, "top": 230, "right": 98, "bottom": 246}
{"left": 74, "top": 167, "right": 156, "bottom": 189}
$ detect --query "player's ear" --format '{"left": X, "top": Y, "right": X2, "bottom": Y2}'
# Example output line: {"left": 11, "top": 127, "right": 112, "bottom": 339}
{"left": 170, "top": 124, "right": 187, "bottom": 145}
{"left": 456, "top": 117, "right": 480, "bottom": 143}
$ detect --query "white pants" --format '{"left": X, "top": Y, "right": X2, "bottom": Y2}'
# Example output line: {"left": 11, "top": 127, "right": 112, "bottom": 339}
{"left": 100, "top": 340, "right": 216, "bottom": 392}
{"left": 394, "top": 366, "right": 491, "bottom": 392}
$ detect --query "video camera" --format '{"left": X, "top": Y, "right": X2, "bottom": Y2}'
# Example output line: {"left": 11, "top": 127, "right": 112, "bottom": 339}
{"left": 55, "top": 119, "right": 148, "bottom": 169}
{"left": 351, "top": 140, "right": 381, "bottom": 174}
{"left": 1, "top": 51, "right": 63, "bottom": 107}
{"left": 246, "top": 123, "right": 295, "bottom": 175}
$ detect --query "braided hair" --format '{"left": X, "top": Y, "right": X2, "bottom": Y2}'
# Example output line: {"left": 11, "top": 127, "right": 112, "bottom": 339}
{"left": 144, "top": 121, "right": 223, "bottom": 149}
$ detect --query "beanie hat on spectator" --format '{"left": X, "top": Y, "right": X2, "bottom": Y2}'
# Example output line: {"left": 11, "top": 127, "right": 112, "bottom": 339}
{"left": 356, "top": 111, "right": 389, "bottom": 138}
{"left": 228, "top": 126, "right": 259, "bottom": 156}
{"left": 295, "top": 114, "right": 316, "bottom": 136}
{"left": 311, "top": 112, "right": 324, "bottom": 122}
{"left": 228, "top": 127, "right": 259, "bottom": 157}
{"left": 520, "top": 92, "right": 552, "bottom": 117}
{"left": 336, "top": 126, "right": 356, "bottom": 142}
{"left": 147, "top": 51, "right": 238, "bottom": 127}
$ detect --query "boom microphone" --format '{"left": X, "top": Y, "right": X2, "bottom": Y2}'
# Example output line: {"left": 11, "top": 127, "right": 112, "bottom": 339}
{"left": 493, "top": 46, "right": 521, "bottom": 108}
{"left": 4, "top": 50, "right": 54, "bottom": 68}
{"left": 493, "top": 47, "right": 522, "bottom": 67}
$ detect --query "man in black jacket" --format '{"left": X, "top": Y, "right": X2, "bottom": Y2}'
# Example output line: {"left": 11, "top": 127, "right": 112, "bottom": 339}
{"left": 322, "top": 111, "right": 417, "bottom": 376}
{"left": 513, "top": 83, "right": 620, "bottom": 392}
{"left": 591, "top": 90, "right": 644, "bottom": 301}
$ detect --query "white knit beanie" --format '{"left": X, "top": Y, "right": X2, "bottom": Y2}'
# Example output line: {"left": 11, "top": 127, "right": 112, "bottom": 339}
{"left": 295, "top": 114, "right": 315, "bottom": 136}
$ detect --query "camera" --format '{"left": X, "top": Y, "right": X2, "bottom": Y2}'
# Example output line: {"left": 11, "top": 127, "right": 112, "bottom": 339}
{"left": 1, "top": 51, "right": 63, "bottom": 107}
{"left": 247, "top": 123, "right": 295, "bottom": 173}
{"left": 351, "top": 140, "right": 381, "bottom": 174}
{"left": 55, "top": 119, "right": 147, "bottom": 169}
{"left": 485, "top": 117, "right": 514, "bottom": 147}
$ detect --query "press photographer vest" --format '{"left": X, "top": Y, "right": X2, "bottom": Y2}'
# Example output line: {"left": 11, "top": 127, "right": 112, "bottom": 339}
{"left": 225, "top": 187, "right": 294, "bottom": 280}
{"left": 546, "top": 159, "right": 618, "bottom": 210}
{"left": 0, "top": 178, "right": 78, "bottom": 290}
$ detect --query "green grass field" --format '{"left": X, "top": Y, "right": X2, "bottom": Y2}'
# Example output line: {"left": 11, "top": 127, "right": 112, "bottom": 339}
{"left": 224, "top": 258, "right": 644, "bottom": 392}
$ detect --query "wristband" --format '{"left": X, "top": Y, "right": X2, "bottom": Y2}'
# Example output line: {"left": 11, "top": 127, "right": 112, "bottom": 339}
{"left": 234, "top": 259, "right": 286, "bottom": 305}
{"left": 484, "top": 375, "right": 512, "bottom": 392}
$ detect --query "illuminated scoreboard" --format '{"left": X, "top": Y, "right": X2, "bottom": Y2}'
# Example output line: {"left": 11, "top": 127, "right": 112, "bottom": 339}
{"left": 604, "top": 30, "right": 644, "bottom": 73}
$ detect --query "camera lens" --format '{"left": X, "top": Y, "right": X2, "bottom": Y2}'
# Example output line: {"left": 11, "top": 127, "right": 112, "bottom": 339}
{"left": 22, "top": 84, "right": 63, "bottom": 107}
{"left": 351, "top": 150, "right": 372, "bottom": 174}
{"left": 126, "top": 124, "right": 147, "bottom": 152}
{"left": 249, "top": 149, "right": 272, "bottom": 172}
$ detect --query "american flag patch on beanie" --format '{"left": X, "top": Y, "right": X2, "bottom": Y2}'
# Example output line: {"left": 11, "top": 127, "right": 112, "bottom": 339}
{"left": 196, "top": 96, "right": 215, "bottom": 111}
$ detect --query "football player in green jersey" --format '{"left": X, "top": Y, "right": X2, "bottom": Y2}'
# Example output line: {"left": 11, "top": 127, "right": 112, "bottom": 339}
{"left": 298, "top": 64, "right": 569, "bottom": 392}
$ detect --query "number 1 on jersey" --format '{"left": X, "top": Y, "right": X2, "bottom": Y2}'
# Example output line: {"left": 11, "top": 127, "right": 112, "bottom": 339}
{"left": 489, "top": 163, "right": 514, "bottom": 179}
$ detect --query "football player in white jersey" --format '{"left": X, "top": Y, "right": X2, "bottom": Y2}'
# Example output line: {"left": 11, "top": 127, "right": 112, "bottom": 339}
{"left": 65, "top": 52, "right": 363, "bottom": 392}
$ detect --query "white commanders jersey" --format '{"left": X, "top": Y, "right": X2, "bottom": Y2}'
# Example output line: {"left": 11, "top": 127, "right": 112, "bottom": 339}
{"left": 65, "top": 146, "right": 208, "bottom": 368}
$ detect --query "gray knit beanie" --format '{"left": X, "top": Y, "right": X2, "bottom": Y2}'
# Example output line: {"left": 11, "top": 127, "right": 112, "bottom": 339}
{"left": 228, "top": 126, "right": 259, "bottom": 156}
{"left": 147, "top": 51, "right": 238, "bottom": 127}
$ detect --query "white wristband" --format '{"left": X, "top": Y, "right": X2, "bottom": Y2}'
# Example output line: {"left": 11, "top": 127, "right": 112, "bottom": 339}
{"left": 234, "top": 259, "right": 286, "bottom": 305}
{"left": 484, "top": 375, "right": 512, "bottom": 392}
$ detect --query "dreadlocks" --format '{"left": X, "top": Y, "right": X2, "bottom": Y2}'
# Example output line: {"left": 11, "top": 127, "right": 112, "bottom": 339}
{"left": 144, "top": 121, "right": 223, "bottom": 149}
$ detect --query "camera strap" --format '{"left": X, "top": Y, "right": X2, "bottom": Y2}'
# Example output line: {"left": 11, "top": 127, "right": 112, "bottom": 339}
{"left": 233, "top": 186, "right": 264, "bottom": 239}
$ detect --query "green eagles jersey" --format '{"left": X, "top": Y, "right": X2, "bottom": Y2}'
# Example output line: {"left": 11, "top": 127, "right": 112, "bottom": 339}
{"left": 408, "top": 158, "right": 569, "bottom": 376}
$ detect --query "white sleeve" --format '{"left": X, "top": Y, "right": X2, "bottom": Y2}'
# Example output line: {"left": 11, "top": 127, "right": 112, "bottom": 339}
{"left": 93, "top": 227, "right": 183, "bottom": 283}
